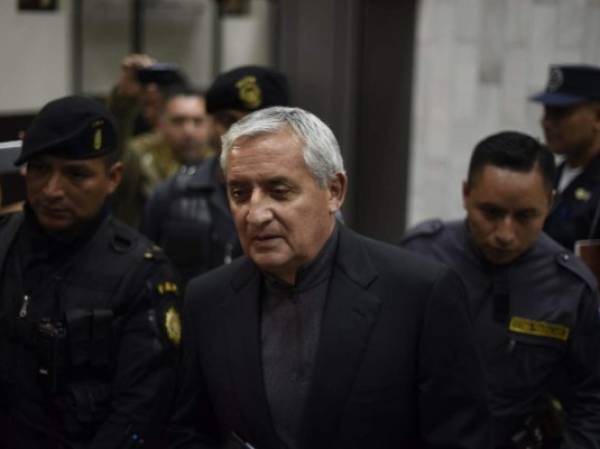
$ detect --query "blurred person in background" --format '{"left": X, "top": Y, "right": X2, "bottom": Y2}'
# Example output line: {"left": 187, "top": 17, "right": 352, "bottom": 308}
{"left": 530, "top": 64, "right": 600, "bottom": 251}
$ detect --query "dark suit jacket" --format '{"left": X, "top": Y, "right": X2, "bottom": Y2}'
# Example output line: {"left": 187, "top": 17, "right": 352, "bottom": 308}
{"left": 169, "top": 225, "right": 491, "bottom": 449}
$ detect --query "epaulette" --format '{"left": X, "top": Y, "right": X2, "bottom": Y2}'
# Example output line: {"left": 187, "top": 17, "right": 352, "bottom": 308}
{"left": 400, "top": 219, "right": 444, "bottom": 244}
{"left": 555, "top": 251, "right": 597, "bottom": 290}
{"left": 110, "top": 230, "right": 136, "bottom": 254}
{"left": 142, "top": 244, "right": 167, "bottom": 262}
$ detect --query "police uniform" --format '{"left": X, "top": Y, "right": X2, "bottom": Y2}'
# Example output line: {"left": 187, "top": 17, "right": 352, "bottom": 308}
{"left": 544, "top": 154, "right": 600, "bottom": 251}
{"left": 141, "top": 157, "right": 241, "bottom": 286}
{"left": 402, "top": 219, "right": 600, "bottom": 449}
{"left": 0, "top": 96, "right": 182, "bottom": 448}
{"left": 530, "top": 65, "right": 600, "bottom": 251}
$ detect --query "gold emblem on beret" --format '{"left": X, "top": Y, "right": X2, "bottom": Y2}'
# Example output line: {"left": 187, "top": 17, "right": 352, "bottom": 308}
{"left": 547, "top": 67, "right": 564, "bottom": 92}
{"left": 92, "top": 119, "right": 104, "bottom": 151}
{"left": 575, "top": 187, "right": 591, "bottom": 202}
{"left": 164, "top": 306, "right": 182, "bottom": 345}
{"left": 236, "top": 75, "right": 262, "bottom": 109}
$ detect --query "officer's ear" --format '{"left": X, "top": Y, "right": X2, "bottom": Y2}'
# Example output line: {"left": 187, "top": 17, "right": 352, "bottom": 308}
{"left": 106, "top": 161, "right": 124, "bottom": 194}
{"left": 462, "top": 180, "right": 471, "bottom": 208}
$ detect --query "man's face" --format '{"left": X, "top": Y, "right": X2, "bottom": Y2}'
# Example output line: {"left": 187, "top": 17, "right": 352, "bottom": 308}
{"left": 463, "top": 165, "right": 552, "bottom": 265}
{"left": 26, "top": 155, "right": 122, "bottom": 233}
{"left": 226, "top": 128, "right": 346, "bottom": 283}
{"left": 541, "top": 103, "right": 600, "bottom": 159}
{"left": 159, "top": 95, "right": 210, "bottom": 164}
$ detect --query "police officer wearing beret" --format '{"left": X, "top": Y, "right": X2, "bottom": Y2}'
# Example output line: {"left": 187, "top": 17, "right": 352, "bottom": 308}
{"left": 402, "top": 131, "right": 600, "bottom": 449}
{"left": 530, "top": 64, "right": 600, "bottom": 251}
{"left": 142, "top": 66, "right": 289, "bottom": 285}
{"left": 0, "top": 95, "right": 182, "bottom": 448}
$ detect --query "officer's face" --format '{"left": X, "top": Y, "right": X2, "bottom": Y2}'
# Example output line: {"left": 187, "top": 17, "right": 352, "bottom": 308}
{"left": 463, "top": 165, "right": 552, "bottom": 265}
{"left": 541, "top": 103, "right": 600, "bottom": 161}
{"left": 159, "top": 95, "right": 211, "bottom": 164}
{"left": 26, "top": 155, "right": 122, "bottom": 233}
{"left": 226, "top": 128, "right": 346, "bottom": 284}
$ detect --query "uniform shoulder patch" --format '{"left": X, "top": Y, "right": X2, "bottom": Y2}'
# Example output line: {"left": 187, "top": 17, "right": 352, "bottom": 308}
{"left": 400, "top": 219, "right": 444, "bottom": 244}
{"left": 555, "top": 251, "right": 598, "bottom": 290}
{"left": 164, "top": 305, "right": 182, "bottom": 346}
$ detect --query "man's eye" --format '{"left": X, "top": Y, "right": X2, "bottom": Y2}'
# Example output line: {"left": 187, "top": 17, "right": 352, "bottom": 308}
{"left": 66, "top": 169, "right": 91, "bottom": 180}
{"left": 480, "top": 207, "right": 503, "bottom": 220}
{"left": 27, "top": 163, "right": 48, "bottom": 174}
{"left": 230, "top": 188, "right": 249, "bottom": 201}
{"left": 271, "top": 188, "right": 289, "bottom": 198}
{"left": 516, "top": 211, "right": 538, "bottom": 222}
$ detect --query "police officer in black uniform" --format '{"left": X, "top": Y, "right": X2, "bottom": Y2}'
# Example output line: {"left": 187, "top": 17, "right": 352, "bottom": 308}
{"left": 402, "top": 131, "right": 600, "bottom": 449}
{"left": 530, "top": 64, "right": 600, "bottom": 251}
{"left": 141, "top": 66, "right": 289, "bottom": 285}
{"left": 0, "top": 95, "right": 182, "bottom": 448}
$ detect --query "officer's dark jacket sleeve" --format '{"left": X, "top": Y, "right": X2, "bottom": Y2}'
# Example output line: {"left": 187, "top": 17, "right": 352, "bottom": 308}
{"left": 558, "top": 256, "right": 600, "bottom": 449}
{"left": 90, "top": 242, "right": 181, "bottom": 449}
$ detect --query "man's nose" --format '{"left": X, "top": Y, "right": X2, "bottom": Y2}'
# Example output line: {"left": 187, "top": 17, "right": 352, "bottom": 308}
{"left": 246, "top": 191, "right": 273, "bottom": 226}
{"left": 494, "top": 217, "right": 515, "bottom": 247}
{"left": 42, "top": 173, "right": 65, "bottom": 198}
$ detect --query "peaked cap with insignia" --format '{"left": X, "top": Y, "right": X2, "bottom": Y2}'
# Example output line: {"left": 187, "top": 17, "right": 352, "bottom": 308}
{"left": 530, "top": 64, "right": 600, "bottom": 106}
{"left": 206, "top": 65, "right": 289, "bottom": 114}
{"left": 16, "top": 95, "right": 117, "bottom": 165}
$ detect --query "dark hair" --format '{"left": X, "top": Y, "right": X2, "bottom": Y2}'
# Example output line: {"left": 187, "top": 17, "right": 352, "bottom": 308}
{"left": 163, "top": 85, "right": 205, "bottom": 104}
{"left": 467, "top": 131, "right": 556, "bottom": 191}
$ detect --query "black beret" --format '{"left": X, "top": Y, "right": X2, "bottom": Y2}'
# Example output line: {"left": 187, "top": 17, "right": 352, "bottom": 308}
{"left": 530, "top": 64, "right": 600, "bottom": 106}
{"left": 16, "top": 95, "right": 117, "bottom": 165}
{"left": 206, "top": 65, "right": 289, "bottom": 114}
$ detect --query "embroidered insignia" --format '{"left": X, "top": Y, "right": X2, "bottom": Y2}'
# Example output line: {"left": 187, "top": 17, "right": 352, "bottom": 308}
{"left": 164, "top": 306, "right": 182, "bottom": 345}
{"left": 92, "top": 119, "right": 104, "bottom": 151}
{"left": 509, "top": 316, "right": 569, "bottom": 342}
{"left": 235, "top": 75, "right": 262, "bottom": 109}
{"left": 547, "top": 67, "right": 564, "bottom": 92}
{"left": 157, "top": 281, "right": 179, "bottom": 295}
{"left": 574, "top": 187, "right": 591, "bottom": 202}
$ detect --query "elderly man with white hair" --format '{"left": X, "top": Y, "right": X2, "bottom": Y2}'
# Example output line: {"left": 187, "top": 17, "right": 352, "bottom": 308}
{"left": 169, "top": 107, "right": 491, "bottom": 449}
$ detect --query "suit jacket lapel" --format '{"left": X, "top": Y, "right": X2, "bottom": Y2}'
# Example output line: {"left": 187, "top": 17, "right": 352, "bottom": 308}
{"left": 299, "top": 226, "right": 381, "bottom": 449}
{"left": 223, "top": 259, "right": 280, "bottom": 449}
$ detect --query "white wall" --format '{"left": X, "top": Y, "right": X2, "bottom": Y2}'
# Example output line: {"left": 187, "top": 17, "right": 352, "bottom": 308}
{"left": 0, "top": 0, "right": 272, "bottom": 112}
{"left": 221, "top": 0, "right": 273, "bottom": 71}
{"left": 0, "top": 1, "right": 72, "bottom": 113}
{"left": 408, "top": 0, "right": 600, "bottom": 226}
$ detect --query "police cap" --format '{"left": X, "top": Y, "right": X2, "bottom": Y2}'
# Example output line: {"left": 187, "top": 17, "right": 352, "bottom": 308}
{"left": 206, "top": 65, "right": 289, "bottom": 114}
{"left": 15, "top": 95, "right": 117, "bottom": 165}
{"left": 530, "top": 64, "right": 600, "bottom": 106}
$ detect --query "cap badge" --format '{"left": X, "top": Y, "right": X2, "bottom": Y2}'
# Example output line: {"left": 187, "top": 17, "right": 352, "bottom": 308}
{"left": 547, "top": 67, "right": 564, "bottom": 92}
{"left": 575, "top": 187, "right": 591, "bottom": 202}
{"left": 236, "top": 75, "right": 262, "bottom": 109}
{"left": 92, "top": 119, "right": 104, "bottom": 151}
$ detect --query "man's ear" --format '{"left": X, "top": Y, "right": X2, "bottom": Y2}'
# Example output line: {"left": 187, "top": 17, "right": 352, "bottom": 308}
{"left": 107, "top": 161, "right": 124, "bottom": 194}
{"left": 462, "top": 180, "right": 470, "bottom": 210}
{"left": 327, "top": 172, "right": 348, "bottom": 213}
{"left": 548, "top": 188, "right": 556, "bottom": 210}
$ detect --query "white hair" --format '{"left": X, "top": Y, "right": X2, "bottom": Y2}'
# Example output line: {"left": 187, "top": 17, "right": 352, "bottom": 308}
{"left": 220, "top": 106, "right": 345, "bottom": 187}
